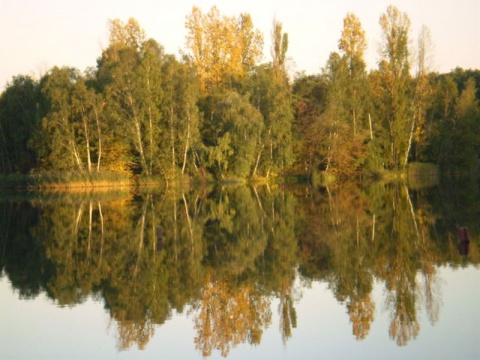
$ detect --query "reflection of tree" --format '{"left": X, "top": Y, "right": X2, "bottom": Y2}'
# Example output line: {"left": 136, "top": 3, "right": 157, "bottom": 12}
{"left": 256, "top": 185, "right": 298, "bottom": 344}
{"left": 297, "top": 182, "right": 377, "bottom": 340}
{"left": 420, "top": 261, "right": 441, "bottom": 325}
{"left": 23, "top": 190, "right": 202, "bottom": 350}
{"left": 0, "top": 201, "right": 43, "bottom": 298}
{"left": 386, "top": 275, "right": 420, "bottom": 346}
{"left": 1, "top": 176, "right": 479, "bottom": 353}
{"left": 278, "top": 283, "right": 297, "bottom": 344}
{"left": 347, "top": 296, "right": 375, "bottom": 340}
{"left": 377, "top": 185, "right": 423, "bottom": 346}
{"left": 203, "top": 186, "right": 268, "bottom": 277}
{"left": 194, "top": 272, "right": 272, "bottom": 357}
{"left": 295, "top": 180, "right": 459, "bottom": 345}
{"left": 194, "top": 185, "right": 298, "bottom": 355}
{"left": 102, "top": 190, "right": 201, "bottom": 350}
{"left": 112, "top": 314, "right": 155, "bottom": 351}
{"left": 32, "top": 199, "right": 112, "bottom": 304}
{"left": 165, "top": 188, "right": 205, "bottom": 311}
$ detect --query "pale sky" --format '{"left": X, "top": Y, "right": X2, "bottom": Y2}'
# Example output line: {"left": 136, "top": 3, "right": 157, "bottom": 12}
{"left": 1, "top": 0, "right": 479, "bottom": 90}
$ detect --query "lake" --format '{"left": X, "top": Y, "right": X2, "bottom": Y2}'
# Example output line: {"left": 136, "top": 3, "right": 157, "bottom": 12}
{"left": 1, "top": 178, "right": 479, "bottom": 359}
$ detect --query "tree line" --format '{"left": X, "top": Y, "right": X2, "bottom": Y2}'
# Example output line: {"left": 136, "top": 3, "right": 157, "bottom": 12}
{"left": 0, "top": 5, "right": 478, "bottom": 182}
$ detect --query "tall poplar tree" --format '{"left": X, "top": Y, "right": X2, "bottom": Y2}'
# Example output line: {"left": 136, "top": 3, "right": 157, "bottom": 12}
{"left": 317, "top": 13, "right": 369, "bottom": 178}
{"left": 411, "top": 25, "right": 435, "bottom": 162}
{"left": 338, "top": 13, "right": 368, "bottom": 138}
{"left": 271, "top": 18, "right": 289, "bottom": 83}
{"left": 248, "top": 19, "right": 294, "bottom": 178}
{"left": 377, "top": 5, "right": 413, "bottom": 170}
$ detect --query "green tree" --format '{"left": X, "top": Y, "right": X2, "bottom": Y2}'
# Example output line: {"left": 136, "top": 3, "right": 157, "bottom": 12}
{"left": 0, "top": 75, "right": 39, "bottom": 173}
{"left": 424, "top": 74, "right": 459, "bottom": 164}
{"left": 36, "top": 67, "right": 86, "bottom": 171}
{"left": 71, "top": 76, "right": 105, "bottom": 172}
{"left": 34, "top": 67, "right": 105, "bottom": 173}
{"left": 97, "top": 19, "right": 164, "bottom": 176}
{"left": 200, "top": 90, "right": 263, "bottom": 178}
{"left": 410, "top": 26, "right": 435, "bottom": 162}
{"left": 161, "top": 55, "right": 201, "bottom": 178}
{"left": 319, "top": 51, "right": 369, "bottom": 178}
{"left": 250, "top": 65, "right": 294, "bottom": 178}
{"left": 291, "top": 74, "right": 329, "bottom": 177}
{"left": 437, "top": 77, "right": 479, "bottom": 172}
{"left": 338, "top": 12, "right": 368, "bottom": 138}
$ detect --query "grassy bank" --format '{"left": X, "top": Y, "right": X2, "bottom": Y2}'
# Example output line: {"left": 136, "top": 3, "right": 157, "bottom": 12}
{"left": 0, "top": 172, "right": 132, "bottom": 191}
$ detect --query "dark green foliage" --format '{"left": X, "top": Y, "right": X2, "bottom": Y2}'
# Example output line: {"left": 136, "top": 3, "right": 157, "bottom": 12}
{"left": 200, "top": 90, "right": 263, "bottom": 178}
{"left": 0, "top": 75, "right": 40, "bottom": 173}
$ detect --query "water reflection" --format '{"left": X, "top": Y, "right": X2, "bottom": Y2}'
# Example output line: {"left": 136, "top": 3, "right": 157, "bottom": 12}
{"left": 0, "top": 179, "right": 478, "bottom": 356}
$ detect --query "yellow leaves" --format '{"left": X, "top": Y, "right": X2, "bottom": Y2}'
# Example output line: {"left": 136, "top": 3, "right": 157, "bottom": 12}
{"left": 114, "top": 314, "right": 155, "bottom": 351}
{"left": 185, "top": 6, "right": 264, "bottom": 92}
{"left": 348, "top": 296, "right": 375, "bottom": 340}
{"left": 338, "top": 13, "right": 367, "bottom": 60}
{"left": 194, "top": 272, "right": 272, "bottom": 357}
{"left": 379, "top": 5, "right": 411, "bottom": 69}
{"left": 456, "top": 77, "right": 478, "bottom": 119}
{"left": 108, "top": 18, "right": 146, "bottom": 52}
{"left": 271, "top": 18, "right": 289, "bottom": 83}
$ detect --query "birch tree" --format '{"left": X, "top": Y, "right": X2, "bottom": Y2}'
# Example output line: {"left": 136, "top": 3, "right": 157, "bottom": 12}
{"left": 98, "top": 18, "right": 164, "bottom": 176}
{"left": 38, "top": 67, "right": 84, "bottom": 171}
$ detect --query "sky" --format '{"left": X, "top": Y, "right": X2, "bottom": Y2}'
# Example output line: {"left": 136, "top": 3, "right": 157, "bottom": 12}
{"left": 1, "top": 0, "right": 479, "bottom": 90}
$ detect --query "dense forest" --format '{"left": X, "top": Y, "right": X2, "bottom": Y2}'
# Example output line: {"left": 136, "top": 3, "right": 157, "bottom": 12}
{"left": 0, "top": 5, "right": 479, "bottom": 183}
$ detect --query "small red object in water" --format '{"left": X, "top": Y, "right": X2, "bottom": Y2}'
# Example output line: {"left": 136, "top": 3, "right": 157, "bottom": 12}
{"left": 459, "top": 227, "right": 469, "bottom": 242}
{"left": 458, "top": 227, "right": 470, "bottom": 256}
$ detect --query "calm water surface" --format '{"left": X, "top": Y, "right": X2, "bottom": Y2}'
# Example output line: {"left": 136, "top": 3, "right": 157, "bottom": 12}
{"left": 1, "top": 179, "right": 479, "bottom": 359}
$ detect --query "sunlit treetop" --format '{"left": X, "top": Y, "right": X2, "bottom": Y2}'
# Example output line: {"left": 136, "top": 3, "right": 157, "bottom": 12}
{"left": 184, "top": 6, "right": 263, "bottom": 92}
